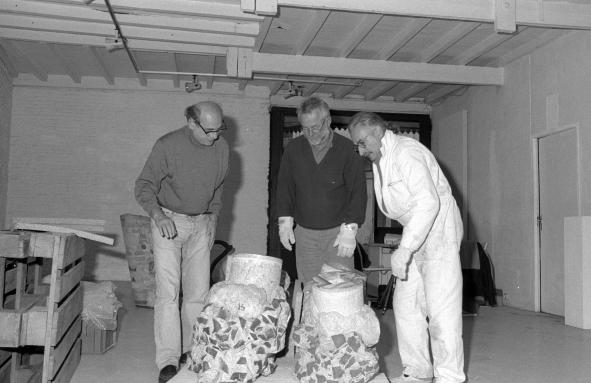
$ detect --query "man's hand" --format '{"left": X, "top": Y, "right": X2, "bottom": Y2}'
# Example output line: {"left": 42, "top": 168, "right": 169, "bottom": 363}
{"left": 333, "top": 223, "right": 358, "bottom": 257}
{"left": 278, "top": 216, "right": 295, "bottom": 251}
{"left": 390, "top": 247, "right": 413, "bottom": 280}
{"left": 151, "top": 209, "right": 177, "bottom": 239}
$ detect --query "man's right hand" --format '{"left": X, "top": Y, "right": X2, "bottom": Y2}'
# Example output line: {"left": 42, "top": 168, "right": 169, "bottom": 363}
{"left": 151, "top": 209, "right": 177, "bottom": 239}
{"left": 278, "top": 216, "right": 295, "bottom": 251}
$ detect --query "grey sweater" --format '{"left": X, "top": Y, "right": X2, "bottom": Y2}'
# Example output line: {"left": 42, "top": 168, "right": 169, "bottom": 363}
{"left": 135, "top": 126, "right": 229, "bottom": 216}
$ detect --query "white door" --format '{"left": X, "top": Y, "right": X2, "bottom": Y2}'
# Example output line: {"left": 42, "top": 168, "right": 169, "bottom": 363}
{"left": 538, "top": 128, "right": 578, "bottom": 316}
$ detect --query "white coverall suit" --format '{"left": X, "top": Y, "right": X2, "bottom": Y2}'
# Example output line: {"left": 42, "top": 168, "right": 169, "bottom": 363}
{"left": 374, "top": 130, "right": 465, "bottom": 383}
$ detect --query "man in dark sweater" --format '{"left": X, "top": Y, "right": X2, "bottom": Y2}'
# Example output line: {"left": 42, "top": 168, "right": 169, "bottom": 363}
{"left": 277, "top": 96, "right": 366, "bottom": 283}
{"left": 135, "top": 101, "right": 229, "bottom": 383}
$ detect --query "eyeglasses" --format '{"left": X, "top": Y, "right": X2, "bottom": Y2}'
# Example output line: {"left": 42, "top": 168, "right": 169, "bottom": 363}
{"left": 353, "top": 135, "right": 369, "bottom": 154}
{"left": 302, "top": 117, "right": 328, "bottom": 134}
{"left": 193, "top": 119, "right": 227, "bottom": 136}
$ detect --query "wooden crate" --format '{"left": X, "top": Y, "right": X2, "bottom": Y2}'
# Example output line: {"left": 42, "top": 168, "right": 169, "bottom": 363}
{"left": 81, "top": 319, "right": 117, "bottom": 354}
{"left": 0, "top": 230, "right": 86, "bottom": 383}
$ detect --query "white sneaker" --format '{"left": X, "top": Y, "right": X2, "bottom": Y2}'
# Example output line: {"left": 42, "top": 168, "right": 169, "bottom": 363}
{"left": 389, "top": 375, "right": 433, "bottom": 383}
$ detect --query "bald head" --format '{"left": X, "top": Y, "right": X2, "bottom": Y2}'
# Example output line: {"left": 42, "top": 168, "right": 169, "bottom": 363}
{"left": 185, "top": 101, "right": 225, "bottom": 145}
{"left": 185, "top": 101, "right": 223, "bottom": 126}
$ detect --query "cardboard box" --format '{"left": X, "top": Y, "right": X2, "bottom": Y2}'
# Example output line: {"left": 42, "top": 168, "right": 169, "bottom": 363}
{"left": 81, "top": 319, "right": 117, "bottom": 354}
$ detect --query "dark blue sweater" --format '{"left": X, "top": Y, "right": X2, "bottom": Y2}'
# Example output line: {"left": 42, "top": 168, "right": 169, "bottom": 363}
{"left": 277, "top": 133, "right": 367, "bottom": 230}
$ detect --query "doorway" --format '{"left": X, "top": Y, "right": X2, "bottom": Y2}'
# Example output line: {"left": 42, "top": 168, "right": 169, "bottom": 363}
{"left": 536, "top": 126, "right": 580, "bottom": 316}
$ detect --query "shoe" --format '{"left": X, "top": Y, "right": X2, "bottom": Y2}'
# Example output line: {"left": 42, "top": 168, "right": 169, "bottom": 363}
{"left": 390, "top": 374, "right": 433, "bottom": 383}
{"left": 179, "top": 351, "right": 191, "bottom": 366}
{"left": 158, "top": 365, "right": 177, "bottom": 383}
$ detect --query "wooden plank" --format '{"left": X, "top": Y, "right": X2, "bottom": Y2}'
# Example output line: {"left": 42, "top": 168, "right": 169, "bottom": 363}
{"left": 0, "top": 293, "right": 44, "bottom": 347}
{"left": 252, "top": 53, "right": 504, "bottom": 86}
{"left": 47, "top": 316, "right": 81, "bottom": 380}
{"left": 28, "top": 233, "right": 60, "bottom": 259}
{"left": 55, "top": 236, "right": 86, "bottom": 271}
{"left": 53, "top": 262, "right": 84, "bottom": 303}
{"left": 278, "top": 0, "right": 591, "bottom": 30}
{"left": 51, "top": 285, "right": 83, "bottom": 346}
{"left": 13, "top": 223, "right": 114, "bottom": 246}
{"left": 0, "top": 311, "right": 21, "bottom": 347}
{"left": 49, "top": 338, "right": 81, "bottom": 383}
{"left": 12, "top": 218, "right": 106, "bottom": 233}
{"left": 0, "top": 231, "right": 59, "bottom": 259}
{"left": 0, "top": 231, "right": 31, "bottom": 258}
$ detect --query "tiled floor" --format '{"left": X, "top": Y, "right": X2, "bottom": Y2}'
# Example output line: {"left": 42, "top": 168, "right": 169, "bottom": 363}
{"left": 71, "top": 282, "right": 591, "bottom": 383}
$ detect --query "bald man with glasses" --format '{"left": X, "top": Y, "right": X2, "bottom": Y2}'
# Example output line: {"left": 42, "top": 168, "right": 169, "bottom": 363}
{"left": 135, "top": 101, "right": 229, "bottom": 383}
{"left": 277, "top": 96, "right": 367, "bottom": 283}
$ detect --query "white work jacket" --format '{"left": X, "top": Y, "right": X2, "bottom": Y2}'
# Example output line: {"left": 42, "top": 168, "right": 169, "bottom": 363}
{"left": 373, "top": 130, "right": 462, "bottom": 257}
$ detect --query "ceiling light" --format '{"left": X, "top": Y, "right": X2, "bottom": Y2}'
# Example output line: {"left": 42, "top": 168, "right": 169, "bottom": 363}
{"left": 185, "top": 75, "right": 202, "bottom": 93}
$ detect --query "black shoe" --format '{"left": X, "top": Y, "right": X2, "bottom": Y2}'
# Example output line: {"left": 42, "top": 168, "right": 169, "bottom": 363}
{"left": 158, "top": 365, "right": 177, "bottom": 383}
{"left": 179, "top": 351, "right": 191, "bottom": 366}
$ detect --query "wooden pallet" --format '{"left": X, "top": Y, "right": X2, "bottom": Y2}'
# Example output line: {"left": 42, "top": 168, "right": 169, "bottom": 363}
{"left": 0, "top": 230, "right": 86, "bottom": 383}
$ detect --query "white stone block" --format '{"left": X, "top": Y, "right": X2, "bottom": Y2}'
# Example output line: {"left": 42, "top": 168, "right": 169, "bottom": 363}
{"left": 564, "top": 216, "right": 591, "bottom": 329}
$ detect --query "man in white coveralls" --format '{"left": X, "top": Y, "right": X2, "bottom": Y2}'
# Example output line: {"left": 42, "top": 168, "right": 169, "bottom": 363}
{"left": 348, "top": 111, "right": 464, "bottom": 383}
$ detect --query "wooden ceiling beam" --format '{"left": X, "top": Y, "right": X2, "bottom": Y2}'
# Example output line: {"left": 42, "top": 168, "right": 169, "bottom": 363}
{"left": 1, "top": 1, "right": 260, "bottom": 36}
{"left": 277, "top": 0, "right": 591, "bottom": 30}
{"left": 252, "top": 53, "right": 504, "bottom": 85}
{"left": 33, "top": 0, "right": 264, "bottom": 22}
{"left": 312, "top": 13, "right": 382, "bottom": 100}
{"left": 88, "top": 46, "right": 114, "bottom": 85}
{"left": 342, "top": 18, "right": 428, "bottom": 98}
{"left": 382, "top": 22, "right": 479, "bottom": 101}
{"left": 0, "top": 28, "right": 228, "bottom": 55}
{"left": 2, "top": 40, "right": 47, "bottom": 81}
{"left": 0, "top": 14, "right": 255, "bottom": 48}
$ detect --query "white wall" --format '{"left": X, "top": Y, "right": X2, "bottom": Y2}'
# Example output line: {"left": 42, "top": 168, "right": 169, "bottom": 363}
{"left": 7, "top": 81, "right": 270, "bottom": 280}
{"left": 431, "top": 31, "right": 591, "bottom": 310}
{"left": 0, "top": 60, "right": 12, "bottom": 228}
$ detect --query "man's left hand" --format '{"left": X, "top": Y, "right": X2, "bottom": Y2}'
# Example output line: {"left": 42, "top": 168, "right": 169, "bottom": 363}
{"left": 333, "top": 223, "right": 358, "bottom": 257}
{"left": 391, "top": 247, "right": 413, "bottom": 280}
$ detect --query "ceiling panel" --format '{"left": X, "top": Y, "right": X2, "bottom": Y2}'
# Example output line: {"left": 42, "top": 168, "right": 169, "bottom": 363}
{"left": 1, "top": 0, "right": 589, "bottom": 105}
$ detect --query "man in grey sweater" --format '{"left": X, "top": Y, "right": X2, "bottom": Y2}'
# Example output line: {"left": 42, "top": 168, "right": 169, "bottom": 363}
{"left": 135, "top": 101, "right": 229, "bottom": 383}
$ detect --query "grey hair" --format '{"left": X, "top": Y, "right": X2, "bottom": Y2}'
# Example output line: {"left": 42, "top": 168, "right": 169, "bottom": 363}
{"left": 184, "top": 104, "right": 201, "bottom": 122}
{"left": 348, "top": 111, "right": 388, "bottom": 132}
{"left": 297, "top": 96, "right": 330, "bottom": 119}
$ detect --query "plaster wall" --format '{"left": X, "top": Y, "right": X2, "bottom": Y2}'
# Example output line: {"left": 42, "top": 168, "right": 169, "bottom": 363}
{"left": 7, "top": 83, "right": 270, "bottom": 280}
{"left": 431, "top": 31, "right": 591, "bottom": 310}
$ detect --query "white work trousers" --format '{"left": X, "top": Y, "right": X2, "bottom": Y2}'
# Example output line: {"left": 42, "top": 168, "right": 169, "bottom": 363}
{"left": 151, "top": 209, "right": 214, "bottom": 369}
{"left": 393, "top": 245, "right": 465, "bottom": 383}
